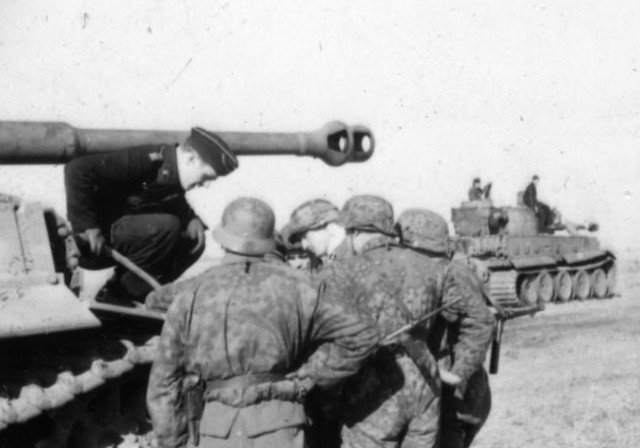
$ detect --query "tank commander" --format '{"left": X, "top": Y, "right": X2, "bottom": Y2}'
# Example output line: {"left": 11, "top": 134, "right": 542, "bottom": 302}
{"left": 468, "top": 178, "right": 492, "bottom": 201}
{"left": 286, "top": 198, "right": 353, "bottom": 267}
{"left": 65, "top": 128, "right": 238, "bottom": 304}
{"left": 522, "top": 175, "right": 554, "bottom": 233}
{"left": 146, "top": 197, "right": 378, "bottom": 448}
{"left": 396, "top": 209, "right": 495, "bottom": 448}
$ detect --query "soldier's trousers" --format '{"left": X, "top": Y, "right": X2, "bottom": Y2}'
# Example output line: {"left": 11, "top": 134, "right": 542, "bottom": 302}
{"left": 110, "top": 214, "right": 204, "bottom": 299}
{"left": 340, "top": 353, "right": 440, "bottom": 448}
{"left": 440, "top": 367, "right": 491, "bottom": 448}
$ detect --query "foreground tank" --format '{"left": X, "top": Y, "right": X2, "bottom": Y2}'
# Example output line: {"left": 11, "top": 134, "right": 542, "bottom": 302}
{"left": 451, "top": 200, "right": 616, "bottom": 308}
{"left": 0, "top": 195, "right": 162, "bottom": 447}
{"left": 0, "top": 120, "right": 375, "bottom": 446}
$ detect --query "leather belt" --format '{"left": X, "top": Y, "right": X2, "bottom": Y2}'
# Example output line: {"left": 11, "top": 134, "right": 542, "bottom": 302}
{"left": 206, "top": 373, "right": 286, "bottom": 392}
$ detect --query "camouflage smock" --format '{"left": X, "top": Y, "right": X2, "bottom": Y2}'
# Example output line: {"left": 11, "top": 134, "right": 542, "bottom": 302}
{"left": 147, "top": 254, "right": 378, "bottom": 448}
{"left": 317, "top": 237, "right": 495, "bottom": 448}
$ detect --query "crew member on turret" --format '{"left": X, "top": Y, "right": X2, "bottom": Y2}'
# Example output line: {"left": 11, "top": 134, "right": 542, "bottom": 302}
{"left": 65, "top": 128, "right": 238, "bottom": 304}
{"left": 468, "top": 178, "right": 492, "bottom": 201}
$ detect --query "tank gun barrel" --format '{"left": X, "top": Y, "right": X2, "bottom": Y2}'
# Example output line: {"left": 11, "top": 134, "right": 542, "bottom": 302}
{"left": 0, "top": 120, "right": 374, "bottom": 166}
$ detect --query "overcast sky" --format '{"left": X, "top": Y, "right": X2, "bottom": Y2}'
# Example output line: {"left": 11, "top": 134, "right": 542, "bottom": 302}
{"left": 1, "top": 0, "right": 639, "bottom": 260}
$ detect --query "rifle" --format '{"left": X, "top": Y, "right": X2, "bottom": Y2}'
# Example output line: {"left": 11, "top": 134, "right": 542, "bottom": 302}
{"left": 489, "top": 304, "right": 543, "bottom": 374}
{"left": 380, "top": 297, "right": 464, "bottom": 346}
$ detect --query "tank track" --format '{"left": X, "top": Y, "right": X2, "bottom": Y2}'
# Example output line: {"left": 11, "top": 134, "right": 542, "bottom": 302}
{"left": 485, "top": 270, "right": 519, "bottom": 306}
{"left": 0, "top": 334, "right": 159, "bottom": 447}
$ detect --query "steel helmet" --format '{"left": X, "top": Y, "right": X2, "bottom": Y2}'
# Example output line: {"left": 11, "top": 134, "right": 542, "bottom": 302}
{"left": 340, "top": 195, "right": 395, "bottom": 236}
{"left": 287, "top": 199, "right": 340, "bottom": 243}
{"left": 212, "top": 197, "right": 276, "bottom": 255}
{"left": 396, "top": 208, "right": 449, "bottom": 253}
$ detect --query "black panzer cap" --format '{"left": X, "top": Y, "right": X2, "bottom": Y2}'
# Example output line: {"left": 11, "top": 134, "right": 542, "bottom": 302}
{"left": 187, "top": 127, "right": 239, "bottom": 176}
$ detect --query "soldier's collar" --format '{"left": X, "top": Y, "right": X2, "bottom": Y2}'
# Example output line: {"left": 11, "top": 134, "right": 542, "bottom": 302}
{"left": 220, "top": 252, "right": 265, "bottom": 266}
{"left": 361, "top": 235, "right": 395, "bottom": 253}
{"left": 156, "top": 145, "right": 181, "bottom": 186}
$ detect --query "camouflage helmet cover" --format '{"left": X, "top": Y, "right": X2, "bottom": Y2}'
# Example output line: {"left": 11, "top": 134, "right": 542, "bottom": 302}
{"left": 287, "top": 199, "right": 340, "bottom": 243}
{"left": 212, "top": 197, "right": 276, "bottom": 255}
{"left": 340, "top": 194, "right": 395, "bottom": 235}
{"left": 396, "top": 208, "right": 449, "bottom": 253}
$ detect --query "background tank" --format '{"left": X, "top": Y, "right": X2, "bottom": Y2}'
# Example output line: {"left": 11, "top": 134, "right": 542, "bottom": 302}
{"left": 451, "top": 200, "right": 616, "bottom": 308}
{"left": 0, "top": 120, "right": 375, "bottom": 447}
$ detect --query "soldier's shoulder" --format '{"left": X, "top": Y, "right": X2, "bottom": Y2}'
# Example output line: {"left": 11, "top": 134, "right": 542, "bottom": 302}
{"left": 446, "top": 259, "right": 484, "bottom": 290}
{"left": 386, "top": 246, "right": 437, "bottom": 269}
{"left": 321, "top": 254, "right": 386, "bottom": 288}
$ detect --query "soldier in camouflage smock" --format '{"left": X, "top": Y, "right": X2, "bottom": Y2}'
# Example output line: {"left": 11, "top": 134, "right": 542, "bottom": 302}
{"left": 146, "top": 197, "right": 379, "bottom": 448}
{"left": 317, "top": 195, "right": 495, "bottom": 448}
{"left": 396, "top": 209, "right": 495, "bottom": 448}
{"left": 286, "top": 198, "right": 357, "bottom": 448}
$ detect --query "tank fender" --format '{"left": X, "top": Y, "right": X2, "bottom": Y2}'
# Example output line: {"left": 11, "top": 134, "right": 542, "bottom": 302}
{"left": 510, "top": 256, "right": 556, "bottom": 269}
{"left": 563, "top": 250, "right": 609, "bottom": 265}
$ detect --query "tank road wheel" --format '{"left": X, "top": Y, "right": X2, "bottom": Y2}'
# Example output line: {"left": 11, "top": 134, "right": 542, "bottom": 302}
{"left": 554, "top": 271, "right": 572, "bottom": 303}
{"left": 591, "top": 269, "right": 608, "bottom": 299}
{"left": 536, "top": 271, "right": 555, "bottom": 303}
{"left": 572, "top": 270, "right": 591, "bottom": 301}
{"left": 519, "top": 275, "right": 539, "bottom": 306}
{"left": 606, "top": 265, "right": 618, "bottom": 297}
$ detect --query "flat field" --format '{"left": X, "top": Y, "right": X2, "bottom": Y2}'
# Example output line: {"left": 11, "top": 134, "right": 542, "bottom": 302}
{"left": 474, "top": 262, "right": 640, "bottom": 448}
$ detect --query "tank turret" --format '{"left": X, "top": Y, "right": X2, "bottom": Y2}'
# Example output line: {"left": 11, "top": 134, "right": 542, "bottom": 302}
{"left": 0, "top": 120, "right": 374, "bottom": 166}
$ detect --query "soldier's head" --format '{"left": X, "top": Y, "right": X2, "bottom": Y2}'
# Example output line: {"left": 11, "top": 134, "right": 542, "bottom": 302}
{"left": 177, "top": 127, "right": 238, "bottom": 191}
{"left": 340, "top": 195, "right": 396, "bottom": 254}
{"left": 395, "top": 208, "right": 450, "bottom": 256}
{"left": 274, "top": 225, "right": 315, "bottom": 271}
{"left": 473, "top": 177, "right": 481, "bottom": 187}
{"left": 212, "top": 197, "right": 275, "bottom": 256}
{"left": 532, "top": 174, "right": 540, "bottom": 186}
{"left": 287, "top": 199, "right": 345, "bottom": 258}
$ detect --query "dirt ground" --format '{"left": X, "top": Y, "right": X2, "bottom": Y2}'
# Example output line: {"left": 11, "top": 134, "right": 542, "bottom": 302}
{"left": 473, "top": 261, "right": 640, "bottom": 448}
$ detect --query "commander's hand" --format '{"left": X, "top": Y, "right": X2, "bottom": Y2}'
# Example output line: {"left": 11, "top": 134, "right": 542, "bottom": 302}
{"left": 185, "top": 218, "right": 206, "bottom": 255}
{"left": 83, "top": 228, "right": 105, "bottom": 256}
